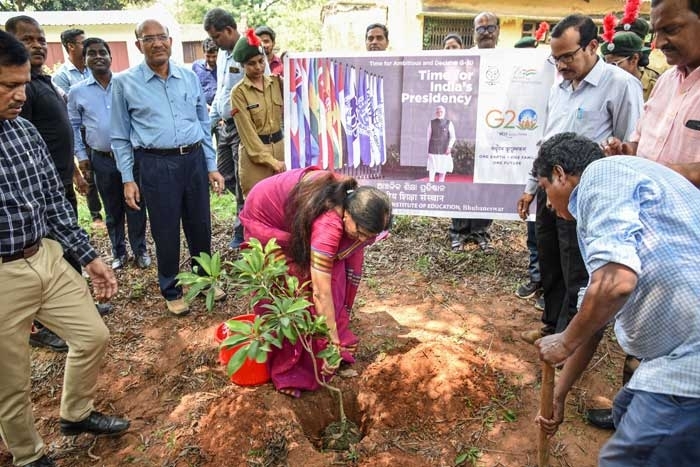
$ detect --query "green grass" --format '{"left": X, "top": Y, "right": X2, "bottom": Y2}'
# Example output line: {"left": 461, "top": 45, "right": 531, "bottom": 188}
{"left": 76, "top": 197, "right": 95, "bottom": 233}
{"left": 76, "top": 189, "right": 239, "bottom": 233}
{"left": 210, "top": 191, "right": 238, "bottom": 223}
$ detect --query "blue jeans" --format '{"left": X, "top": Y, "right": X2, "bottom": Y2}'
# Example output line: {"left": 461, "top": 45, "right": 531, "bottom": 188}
{"left": 526, "top": 221, "right": 541, "bottom": 283}
{"left": 599, "top": 387, "right": 700, "bottom": 466}
{"left": 136, "top": 146, "right": 212, "bottom": 300}
{"left": 92, "top": 150, "right": 147, "bottom": 259}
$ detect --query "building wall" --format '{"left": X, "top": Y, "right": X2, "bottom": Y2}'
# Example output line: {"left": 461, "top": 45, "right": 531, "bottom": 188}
{"left": 321, "top": 1, "right": 389, "bottom": 52}
{"left": 322, "top": 0, "right": 653, "bottom": 52}
{"left": 0, "top": 10, "right": 208, "bottom": 70}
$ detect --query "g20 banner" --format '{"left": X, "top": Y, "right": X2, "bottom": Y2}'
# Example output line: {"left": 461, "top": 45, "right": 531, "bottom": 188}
{"left": 284, "top": 49, "right": 555, "bottom": 220}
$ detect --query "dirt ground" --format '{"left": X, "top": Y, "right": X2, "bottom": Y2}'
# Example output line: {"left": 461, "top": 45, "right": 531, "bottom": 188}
{"left": 1, "top": 216, "right": 624, "bottom": 467}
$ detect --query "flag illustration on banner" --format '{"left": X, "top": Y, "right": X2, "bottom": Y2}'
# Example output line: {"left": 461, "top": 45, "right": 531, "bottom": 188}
{"left": 356, "top": 70, "right": 371, "bottom": 167}
{"left": 297, "top": 58, "right": 315, "bottom": 167}
{"left": 321, "top": 58, "right": 340, "bottom": 170}
{"left": 329, "top": 60, "right": 343, "bottom": 169}
{"left": 316, "top": 58, "right": 331, "bottom": 169}
{"left": 289, "top": 58, "right": 385, "bottom": 170}
{"left": 375, "top": 74, "right": 386, "bottom": 165}
{"left": 343, "top": 65, "right": 360, "bottom": 168}
{"left": 289, "top": 58, "right": 302, "bottom": 168}
{"left": 307, "top": 58, "right": 321, "bottom": 168}
{"left": 335, "top": 61, "right": 348, "bottom": 167}
{"left": 368, "top": 74, "right": 381, "bottom": 167}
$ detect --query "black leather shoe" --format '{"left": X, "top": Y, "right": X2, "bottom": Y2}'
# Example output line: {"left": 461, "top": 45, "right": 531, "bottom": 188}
{"left": 30, "top": 326, "right": 68, "bottom": 352}
{"left": 95, "top": 303, "right": 113, "bottom": 316}
{"left": 586, "top": 408, "right": 615, "bottom": 430}
{"left": 25, "top": 455, "right": 55, "bottom": 467}
{"left": 60, "top": 410, "right": 130, "bottom": 436}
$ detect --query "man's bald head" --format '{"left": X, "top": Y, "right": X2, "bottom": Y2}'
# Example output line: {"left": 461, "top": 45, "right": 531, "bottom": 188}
{"left": 135, "top": 19, "right": 169, "bottom": 39}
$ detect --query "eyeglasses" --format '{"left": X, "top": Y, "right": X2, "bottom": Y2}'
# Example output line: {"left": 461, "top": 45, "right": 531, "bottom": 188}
{"left": 608, "top": 56, "right": 630, "bottom": 67}
{"left": 475, "top": 25, "right": 498, "bottom": 35}
{"left": 138, "top": 34, "right": 169, "bottom": 44}
{"left": 547, "top": 46, "right": 582, "bottom": 65}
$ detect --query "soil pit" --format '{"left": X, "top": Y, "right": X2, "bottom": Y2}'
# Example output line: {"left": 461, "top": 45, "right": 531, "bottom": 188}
{"left": 194, "top": 341, "right": 499, "bottom": 466}
{"left": 1, "top": 218, "right": 618, "bottom": 467}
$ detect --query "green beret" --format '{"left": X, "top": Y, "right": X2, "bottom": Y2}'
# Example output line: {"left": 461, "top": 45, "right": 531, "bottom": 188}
{"left": 615, "top": 18, "right": 650, "bottom": 41}
{"left": 600, "top": 31, "right": 650, "bottom": 56}
{"left": 233, "top": 29, "right": 264, "bottom": 64}
{"left": 514, "top": 37, "right": 537, "bottom": 48}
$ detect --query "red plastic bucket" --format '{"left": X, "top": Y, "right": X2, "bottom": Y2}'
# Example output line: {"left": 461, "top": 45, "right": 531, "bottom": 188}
{"left": 214, "top": 314, "right": 270, "bottom": 386}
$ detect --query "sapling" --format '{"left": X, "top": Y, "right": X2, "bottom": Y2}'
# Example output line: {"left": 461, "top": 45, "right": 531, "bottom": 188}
{"left": 177, "top": 238, "right": 360, "bottom": 450}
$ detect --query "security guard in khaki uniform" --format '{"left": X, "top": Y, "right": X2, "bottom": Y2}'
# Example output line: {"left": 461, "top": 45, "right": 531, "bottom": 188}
{"left": 230, "top": 28, "right": 285, "bottom": 196}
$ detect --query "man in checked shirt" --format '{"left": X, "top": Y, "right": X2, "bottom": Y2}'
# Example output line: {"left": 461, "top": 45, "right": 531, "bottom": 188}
{"left": 0, "top": 31, "right": 129, "bottom": 467}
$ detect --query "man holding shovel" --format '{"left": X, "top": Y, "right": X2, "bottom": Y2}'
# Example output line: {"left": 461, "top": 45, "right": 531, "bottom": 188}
{"left": 532, "top": 132, "right": 700, "bottom": 466}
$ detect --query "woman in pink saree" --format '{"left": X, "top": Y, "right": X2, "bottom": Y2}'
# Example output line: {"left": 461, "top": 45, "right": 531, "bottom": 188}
{"left": 239, "top": 167, "right": 392, "bottom": 397}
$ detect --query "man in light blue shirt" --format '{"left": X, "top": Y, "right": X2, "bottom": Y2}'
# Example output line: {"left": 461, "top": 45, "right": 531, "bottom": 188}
{"left": 534, "top": 132, "right": 700, "bottom": 466}
{"left": 68, "top": 37, "right": 150, "bottom": 272}
{"left": 52, "top": 28, "right": 91, "bottom": 94}
{"left": 53, "top": 28, "right": 105, "bottom": 227}
{"left": 204, "top": 8, "right": 246, "bottom": 248}
{"left": 517, "top": 14, "right": 644, "bottom": 345}
{"left": 111, "top": 19, "right": 225, "bottom": 315}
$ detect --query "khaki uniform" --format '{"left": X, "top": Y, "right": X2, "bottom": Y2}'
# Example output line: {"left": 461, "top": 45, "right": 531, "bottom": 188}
{"left": 230, "top": 74, "right": 284, "bottom": 196}
{"left": 641, "top": 68, "right": 660, "bottom": 102}
{"left": 0, "top": 239, "right": 108, "bottom": 465}
{"left": 648, "top": 49, "right": 671, "bottom": 77}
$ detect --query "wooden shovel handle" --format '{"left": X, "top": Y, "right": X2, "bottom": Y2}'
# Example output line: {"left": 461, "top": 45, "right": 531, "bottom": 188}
{"left": 538, "top": 362, "right": 555, "bottom": 467}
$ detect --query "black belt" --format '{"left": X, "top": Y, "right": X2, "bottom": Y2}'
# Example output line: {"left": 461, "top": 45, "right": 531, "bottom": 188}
{"left": 259, "top": 130, "right": 283, "bottom": 145}
{"left": 137, "top": 141, "right": 201, "bottom": 156}
{"left": 1, "top": 240, "right": 42, "bottom": 263}
{"left": 92, "top": 149, "right": 114, "bottom": 159}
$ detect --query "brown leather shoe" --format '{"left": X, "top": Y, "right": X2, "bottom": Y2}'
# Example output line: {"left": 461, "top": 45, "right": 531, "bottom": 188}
{"left": 166, "top": 298, "right": 189, "bottom": 316}
{"left": 200, "top": 286, "right": 226, "bottom": 302}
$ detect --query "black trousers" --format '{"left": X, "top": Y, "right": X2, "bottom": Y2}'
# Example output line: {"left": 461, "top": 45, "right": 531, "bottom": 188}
{"left": 535, "top": 188, "right": 588, "bottom": 333}
{"left": 217, "top": 121, "right": 244, "bottom": 240}
{"left": 449, "top": 218, "right": 492, "bottom": 246}
{"left": 81, "top": 136, "right": 103, "bottom": 221}
{"left": 136, "top": 146, "right": 211, "bottom": 300}
{"left": 61, "top": 183, "right": 82, "bottom": 274}
{"left": 91, "top": 150, "right": 147, "bottom": 259}
{"left": 85, "top": 172, "right": 103, "bottom": 220}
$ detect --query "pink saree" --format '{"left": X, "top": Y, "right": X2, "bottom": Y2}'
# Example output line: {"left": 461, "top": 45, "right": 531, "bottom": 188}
{"left": 240, "top": 168, "right": 366, "bottom": 393}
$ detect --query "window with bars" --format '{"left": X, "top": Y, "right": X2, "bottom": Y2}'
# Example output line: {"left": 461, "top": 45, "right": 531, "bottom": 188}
{"left": 422, "top": 16, "right": 474, "bottom": 50}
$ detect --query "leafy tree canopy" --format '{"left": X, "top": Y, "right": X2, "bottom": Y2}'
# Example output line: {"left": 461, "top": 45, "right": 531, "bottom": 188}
{"left": 178, "top": 0, "right": 325, "bottom": 52}
{"left": 0, "top": 0, "right": 150, "bottom": 11}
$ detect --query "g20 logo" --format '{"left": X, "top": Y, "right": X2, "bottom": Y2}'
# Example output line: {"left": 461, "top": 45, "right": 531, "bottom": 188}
{"left": 485, "top": 108, "right": 538, "bottom": 130}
